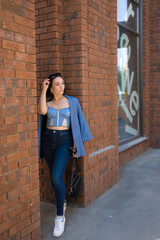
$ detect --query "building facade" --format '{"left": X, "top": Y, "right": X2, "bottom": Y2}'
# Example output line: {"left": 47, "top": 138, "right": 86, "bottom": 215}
{"left": 0, "top": 0, "right": 159, "bottom": 239}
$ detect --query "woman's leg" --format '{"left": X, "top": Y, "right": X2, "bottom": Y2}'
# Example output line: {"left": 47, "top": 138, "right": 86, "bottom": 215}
{"left": 42, "top": 132, "right": 56, "bottom": 190}
{"left": 43, "top": 148, "right": 56, "bottom": 190}
{"left": 52, "top": 146, "right": 71, "bottom": 216}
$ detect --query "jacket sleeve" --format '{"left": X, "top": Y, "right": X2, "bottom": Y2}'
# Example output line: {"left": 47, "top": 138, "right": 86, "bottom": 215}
{"left": 38, "top": 113, "right": 47, "bottom": 159}
{"left": 77, "top": 99, "right": 93, "bottom": 142}
{"left": 38, "top": 114, "right": 42, "bottom": 160}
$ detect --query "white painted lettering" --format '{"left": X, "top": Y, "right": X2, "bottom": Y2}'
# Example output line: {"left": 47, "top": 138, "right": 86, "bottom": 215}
{"left": 120, "top": 33, "right": 131, "bottom": 61}
{"left": 121, "top": 99, "right": 133, "bottom": 124}
{"left": 124, "top": 3, "right": 135, "bottom": 22}
{"left": 121, "top": 68, "right": 134, "bottom": 95}
{"left": 130, "top": 91, "right": 139, "bottom": 116}
{"left": 125, "top": 125, "right": 138, "bottom": 136}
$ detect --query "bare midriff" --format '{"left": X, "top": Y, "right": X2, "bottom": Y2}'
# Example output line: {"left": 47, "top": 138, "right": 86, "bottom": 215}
{"left": 47, "top": 126, "right": 70, "bottom": 130}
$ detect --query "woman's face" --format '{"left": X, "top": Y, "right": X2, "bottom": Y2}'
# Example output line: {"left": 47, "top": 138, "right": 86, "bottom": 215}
{"left": 51, "top": 77, "right": 65, "bottom": 96}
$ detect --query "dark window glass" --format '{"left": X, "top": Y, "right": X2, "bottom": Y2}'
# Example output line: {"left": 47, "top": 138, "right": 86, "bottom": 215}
{"left": 117, "top": 0, "right": 141, "bottom": 143}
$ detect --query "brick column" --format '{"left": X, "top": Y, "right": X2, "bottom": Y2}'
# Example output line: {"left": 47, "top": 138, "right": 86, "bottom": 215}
{"left": 36, "top": 0, "right": 119, "bottom": 207}
{"left": 36, "top": 0, "right": 64, "bottom": 203}
{"left": 143, "top": 0, "right": 151, "bottom": 139}
{"left": 0, "top": 0, "right": 41, "bottom": 239}
{"left": 63, "top": 0, "right": 90, "bottom": 206}
{"left": 150, "top": 0, "right": 160, "bottom": 147}
{"left": 83, "top": 0, "right": 119, "bottom": 205}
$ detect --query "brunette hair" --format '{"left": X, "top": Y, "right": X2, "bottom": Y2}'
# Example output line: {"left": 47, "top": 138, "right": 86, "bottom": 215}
{"left": 46, "top": 72, "right": 64, "bottom": 100}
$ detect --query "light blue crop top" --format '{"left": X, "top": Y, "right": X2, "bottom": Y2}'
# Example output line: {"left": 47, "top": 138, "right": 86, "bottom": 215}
{"left": 47, "top": 107, "right": 71, "bottom": 128}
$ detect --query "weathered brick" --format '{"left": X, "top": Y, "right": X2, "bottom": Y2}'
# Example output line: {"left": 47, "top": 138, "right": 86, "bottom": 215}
{"left": 1, "top": 0, "right": 25, "bottom": 17}
{"left": 0, "top": 212, "right": 7, "bottom": 225}
{"left": 6, "top": 134, "right": 19, "bottom": 144}
{"left": 8, "top": 201, "right": 30, "bottom": 219}
{"left": 19, "top": 188, "right": 39, "bottom": 204}
{"left": 8, "top": 161, "right": 18, "bottom": 172}
{"left": 0, "top": 9, "right": 13, "bottom": 21}
{"left": 14, "top": 33, "right": 35, "bottom": 46}
{"left": 14, "top": 15, "right": 35, "bottom": 28}
{"left": 5, "top": 97, "right": 18, "bottom": 107}
{"left": 26, "top": 27, "right": 35, "bottom": 38}
{"left": 26, "top": 45, "right": 36, "bottom": 55}
{"left": 2, "top": 20, "right": 25, "bottom": 34}
{"left": 0, "top": 69, "right": 14, "bottom": 78}
{"left": 26, "top": 9, "right": 35, "bottom": 21}
{"left": 15, "top": 52, "right": 36, "bottom": 63}
{"left": 26, "top": 63, "right": 36, "bottom": 72}
{"left": 4, "top": 59, "right": 26, "bottom": 70}
{"left": 0, "top": 2, "right": 40, "bottom": 237}
{"left": 16, "top": 70, "right": 36, "bottom": 79}
{"left": 9, "top": 217, "right": 31, "bottom": 238}
{"left": 2, "top": 39, "right": 25, "bottom": 52}
{"left": 31, "top": 227, "right": 41, "bottom": 240}
{"left": 21, "top": 219, "right": 40, "bottom": 238}
{"left": 0, "top": 41, "right": 14, "bottom": 55}
{"left": 14, "top": 0, "right": 35, "bottom": 12}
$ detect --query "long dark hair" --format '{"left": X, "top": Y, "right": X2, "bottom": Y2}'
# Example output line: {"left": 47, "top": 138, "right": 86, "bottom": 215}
{"left": 46, "top": 72, "right": 64, "bottom": 100}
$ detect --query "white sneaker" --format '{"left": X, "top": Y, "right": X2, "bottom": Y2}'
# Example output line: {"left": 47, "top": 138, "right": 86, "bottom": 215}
{"left": 53, "top": 216, "right": 66, "bottom": 237}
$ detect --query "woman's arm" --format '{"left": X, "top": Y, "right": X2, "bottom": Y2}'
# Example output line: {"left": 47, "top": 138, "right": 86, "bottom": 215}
{"left": 77, "top": 99, "right": 93, "bottom": 142}
{"left": 38, "top": 79, "right": 50, "bottom": 115}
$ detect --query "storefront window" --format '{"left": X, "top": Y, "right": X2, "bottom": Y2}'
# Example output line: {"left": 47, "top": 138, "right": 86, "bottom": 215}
{"left": 117, "top": 0, "right": 141, "bottom": 142}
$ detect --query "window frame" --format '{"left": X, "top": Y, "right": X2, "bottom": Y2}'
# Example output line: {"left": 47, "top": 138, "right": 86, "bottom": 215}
{"left": 117, "top": 0, "right": 143, "bottom": 146}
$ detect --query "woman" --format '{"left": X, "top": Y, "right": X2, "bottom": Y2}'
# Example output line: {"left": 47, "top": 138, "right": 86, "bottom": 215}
{"left": 38, "top": 72, "right": 92, "bottom": 237}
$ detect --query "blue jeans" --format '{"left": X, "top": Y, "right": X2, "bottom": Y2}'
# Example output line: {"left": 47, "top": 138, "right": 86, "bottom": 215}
{"left": 42, "top": 128, "right": 73, "bottom": 216}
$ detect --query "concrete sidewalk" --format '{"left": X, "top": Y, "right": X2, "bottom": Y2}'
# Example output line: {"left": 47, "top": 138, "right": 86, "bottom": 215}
{"left": 40, "top": 148, "right": 160, "bottom": 240}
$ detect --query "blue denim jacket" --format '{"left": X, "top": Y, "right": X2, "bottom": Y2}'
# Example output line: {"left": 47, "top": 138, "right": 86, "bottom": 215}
{"left": 38, "top": 95, "right": 93, "bottom": 159}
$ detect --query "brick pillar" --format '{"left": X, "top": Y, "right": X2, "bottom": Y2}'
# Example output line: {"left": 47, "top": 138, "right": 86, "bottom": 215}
{"left": 36, "top": 0, "right": 64, "bottom": 203}
{"left": 64, "top": 0, "right": 119, "bottom": 206}
{"left": 150, "top": 0, "right": 160, "bottom": 147}
{"left": 63, "top": 0, "right": 91, "bottom": 206}
{"left": 36, "top": 0, "right": 119, "bottom": 207}
{"left": 83, "top": 0, "right": 119, "bottom": 205}
{"left": 0, "top": 1, "right": 41, "bottom": 239}
{"left": 143, "top": 0, "right": 151, "bottom": 139}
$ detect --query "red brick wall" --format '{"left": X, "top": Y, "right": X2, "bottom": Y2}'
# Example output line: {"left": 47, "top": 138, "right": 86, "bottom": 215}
{"left": 63, "top": 0, "right": 91, "bottom": 206}
{"left": 36, "top": 0, "right": 156, "bottom": 207}
{"left": 36, "top": 0, "right": 63, "bottom": 79}
{"left": 84, "top": 0, "right": 119, "bottom": 205}
{"left": 143, "top": 0, "right": 151, "bottom": 139}
{"left": 36, "top": 0, "right": 119, "bottom": 207}
{"left": 36, "top": 0, "right": 64, "bottom": 204}
{"left": 119, "top": 140, "right": 150, "bottom": 167}
{"left": 0, "top": 0, "right": 157, "bottom": 238}
{"left": 0, "top": 1, "right": 41, "bottom": 239}
{"left": 150, "top": 0, "right": 160, "bottom": 147}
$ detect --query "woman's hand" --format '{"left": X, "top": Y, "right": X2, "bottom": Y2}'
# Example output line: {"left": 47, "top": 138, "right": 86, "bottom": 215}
{"left": 72, "top": 150, "right": 77, "bottom": 158}
{"left": 41, "top": 79, "right": 50, "bottom": 91}
{"left": 38, "top": 79, "right": 50, "bottom": 115}
{"left": 70, "top": 146, "right": 77, "bottom": 158}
